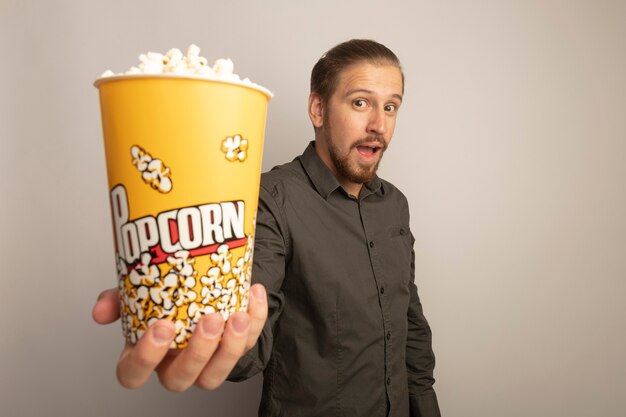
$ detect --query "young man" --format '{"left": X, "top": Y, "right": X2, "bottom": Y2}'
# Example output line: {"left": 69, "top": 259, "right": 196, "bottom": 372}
{"left": 93, "top": 39, "right": 440, "bottom": 417}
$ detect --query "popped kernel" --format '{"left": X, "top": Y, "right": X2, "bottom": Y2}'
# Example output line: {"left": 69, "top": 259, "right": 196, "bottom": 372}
{"left": 211, "top": 244, "right": 232, "bottom": 274}
{"left": 130, "top": 145, "right": 173, "bottom": 193}
{"left": 221, "top": 134, "right": 249, "bottom": 162}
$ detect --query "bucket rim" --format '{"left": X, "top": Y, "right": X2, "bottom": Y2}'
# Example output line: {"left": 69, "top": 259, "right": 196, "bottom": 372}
{"left": 93, "top": 73, "right": 273, "bottom": 99}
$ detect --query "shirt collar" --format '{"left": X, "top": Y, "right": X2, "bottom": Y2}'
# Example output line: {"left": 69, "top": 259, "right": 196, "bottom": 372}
{"left": 299, "top": 141, "right": 384, "bottom": 200}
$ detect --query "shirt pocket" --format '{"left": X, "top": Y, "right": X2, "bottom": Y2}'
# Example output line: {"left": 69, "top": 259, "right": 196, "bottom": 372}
{"left": 379, "top": 224, "right": 413, "bottom": 286}
{"left": 390, "top": 225, "right": 411, "bottom": 240}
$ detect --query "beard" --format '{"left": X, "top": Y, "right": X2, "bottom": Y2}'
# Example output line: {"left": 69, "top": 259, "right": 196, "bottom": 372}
{"left": 326, "top": 134, "right": 388, "bottom": 185}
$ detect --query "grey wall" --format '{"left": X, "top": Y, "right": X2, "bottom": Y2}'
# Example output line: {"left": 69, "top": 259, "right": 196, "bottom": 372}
{"left": 1, "top": 1, "right": 625, "bottom": 416}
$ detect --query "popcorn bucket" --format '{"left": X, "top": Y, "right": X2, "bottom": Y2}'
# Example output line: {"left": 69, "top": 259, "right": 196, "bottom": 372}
{"left": 95, "top": 75, "right": 272, "bottom": 348}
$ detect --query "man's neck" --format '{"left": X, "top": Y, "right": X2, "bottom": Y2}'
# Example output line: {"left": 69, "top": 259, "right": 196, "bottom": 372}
{"left": 341, "top": 182, "right": 363, "bottom": 199}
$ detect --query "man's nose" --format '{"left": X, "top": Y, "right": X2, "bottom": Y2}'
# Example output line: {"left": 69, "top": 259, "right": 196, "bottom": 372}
{"left": 366, "top": 107, "right": 387, "bottom": 135}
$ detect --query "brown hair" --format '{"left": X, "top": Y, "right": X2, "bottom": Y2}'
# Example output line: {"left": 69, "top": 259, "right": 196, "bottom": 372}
{"left": 310, "top": 39, "right": 404, "bottom": 104}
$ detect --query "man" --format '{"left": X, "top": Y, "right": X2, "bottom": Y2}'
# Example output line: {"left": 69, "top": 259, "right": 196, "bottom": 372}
{"left": 93, "top": 39, "right": 440, "bottom": 417}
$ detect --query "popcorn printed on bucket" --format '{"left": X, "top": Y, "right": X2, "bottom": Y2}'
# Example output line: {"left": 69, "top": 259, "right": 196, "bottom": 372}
{"left": 118, "top": 237, "right": 255, "bottom": 348}
{"left": 199, "top": 240, "right": 253, "bottom": 321}
{"left": 130, "top": 145, "right": 173, "bottom": 193}
{"left": 165, "top": 250, "right": 200, "bottom": 346}
{"left": 221, "top": 134, "right": 249, "bottom": 162}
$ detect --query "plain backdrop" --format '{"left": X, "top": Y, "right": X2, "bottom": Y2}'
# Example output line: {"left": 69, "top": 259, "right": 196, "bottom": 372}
{"left": 1, "top": 1, "right": 625, "bottom": 416}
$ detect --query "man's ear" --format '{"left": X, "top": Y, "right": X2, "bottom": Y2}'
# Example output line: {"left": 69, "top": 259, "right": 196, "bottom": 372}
{"left": 308, "top": 92, "right": 324, "bottom": 128}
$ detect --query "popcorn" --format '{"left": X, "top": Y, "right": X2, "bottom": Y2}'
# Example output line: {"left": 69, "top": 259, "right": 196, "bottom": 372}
{"left": 163, "top": 48, "right": 186, "bottom": 74}
{"left": 98, "top": 44, "right": 269, "bottom": 94}
{"left": 187, "top": 44, "right": 200, "bottom": 58}
{"left": 221, "top": 134, "right": 249, "bottom": 162}
{"left": 187, "top": 301, "right": 204, "bottom": 322}
{"left": 126, "top": 66, "right": 141, "bottom": 75}
{"left": 138, "top": 52, "right": 164, "bottom": 74}
{"left": 198, "top": 239, "right": 255, "bottom": 321}
{"left": 149, "top": 272, "right": 178, "bottom": 310}
{"left": 130, "top": 145, "right": 173, "bottom": 193}
{"left": 129, "top": 252, "right": 160, "bottom": 286}
{"left": 115, "top": 254, "right": 128, "bottom": 278}
{"left": 167, "top": 250, "right": 196, "bottom": 278}
{"left": 244, "top": 233, "right": 254, "bottom": 263}
{"left": 116, "top": 231, "right": 256, "bottom": 347}
{"left": 211, "top": 244, "right": 233, "bottom": 274}
{"left": 174, "top": 319, "right": 190, "bottom": 345}
{"left": 213, "top": 58, "right": 236, "bottom": 81}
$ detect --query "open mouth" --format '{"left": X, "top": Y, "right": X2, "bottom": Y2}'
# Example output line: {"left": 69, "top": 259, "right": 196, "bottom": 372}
{"left": 356, "top": 144, "right": 383, "bottom": 158}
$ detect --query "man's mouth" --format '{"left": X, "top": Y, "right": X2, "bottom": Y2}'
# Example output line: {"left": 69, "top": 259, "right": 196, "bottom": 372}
{"left": 355, "top": 143, "right": 383, "bottom": 158}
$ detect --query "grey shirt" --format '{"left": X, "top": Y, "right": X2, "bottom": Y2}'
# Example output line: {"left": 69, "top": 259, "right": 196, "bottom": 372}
{"left": 229, "top": 142, "right": 440, "bottom": 417}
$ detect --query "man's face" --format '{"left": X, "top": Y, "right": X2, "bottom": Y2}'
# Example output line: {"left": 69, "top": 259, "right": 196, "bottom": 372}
{"left": 310, "top": 62, "right": 403, "bottom": 191}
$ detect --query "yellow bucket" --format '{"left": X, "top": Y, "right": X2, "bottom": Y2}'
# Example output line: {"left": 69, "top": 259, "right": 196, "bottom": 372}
{"left": 95, "top": 75, "right": 272, "bottom": 348}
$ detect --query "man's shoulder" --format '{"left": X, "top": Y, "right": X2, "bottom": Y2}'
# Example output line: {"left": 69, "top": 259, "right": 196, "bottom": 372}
{"left": 260, "top": 157, "right": 308, "bottom": 191}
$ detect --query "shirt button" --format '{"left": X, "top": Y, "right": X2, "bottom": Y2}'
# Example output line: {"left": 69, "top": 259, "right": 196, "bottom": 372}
{"left": 369, "top": 241, "right": 374, "bottom": 248}
{"left": 386, "top": 332, "right": 391, "bottom": 340}
{"left": 387, "top": 377, "right": 391, "bottom": 385}
{"left": 380, "top": 287, "right": 385, "bottom": 294}
{"left": 400, "top": 228, "right": 405, "bottom": 235}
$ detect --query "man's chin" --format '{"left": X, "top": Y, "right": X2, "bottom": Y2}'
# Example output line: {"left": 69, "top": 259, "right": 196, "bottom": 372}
{"left": 329, "top": 146, "right": 381, "bottom": 184}
{"left": 345, "top": 163, "right": 379, "bottom": 184}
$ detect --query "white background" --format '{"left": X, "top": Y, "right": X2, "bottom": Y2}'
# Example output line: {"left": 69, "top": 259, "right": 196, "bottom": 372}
{"left": 1, "top": 1, "right": 625, "bottom": 416}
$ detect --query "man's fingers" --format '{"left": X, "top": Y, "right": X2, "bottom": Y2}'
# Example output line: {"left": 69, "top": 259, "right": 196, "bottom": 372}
{"left": 195, "top": 312, "right": 250, "bottom": 390}
{"left": 103, "top": 285, "right": 262, "bottom": 392}
{"left": 245, "top": 284, "right": 268, "bottom": 351}
{"left": 116, "top": 320, "right": 176, "bottom": 389}
{"left": 92, "top": 288, "right": 121, "bottom": 324}
{"left": 156, "top": 313, "right": 225, "bottom": 392}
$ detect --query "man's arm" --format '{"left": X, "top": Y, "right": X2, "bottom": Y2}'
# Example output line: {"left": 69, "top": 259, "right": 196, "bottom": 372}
{"left": 407, "top": 232, "right": 441, "bottom": 417}
{"left": 228, "top": 182, "right": 289, "bottom": 381}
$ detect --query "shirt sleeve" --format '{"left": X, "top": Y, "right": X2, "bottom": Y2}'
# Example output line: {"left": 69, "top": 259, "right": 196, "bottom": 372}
{"left": 407, "top": 231, "right": 442, "bottom": 417}
{"left": 227, "top": 183, "right": 288, "bottom": 381}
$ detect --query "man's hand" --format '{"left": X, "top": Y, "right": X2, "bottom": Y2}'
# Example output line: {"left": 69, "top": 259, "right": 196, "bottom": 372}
{"left": 92, "top": 284, "right": 268, "bottom": 391}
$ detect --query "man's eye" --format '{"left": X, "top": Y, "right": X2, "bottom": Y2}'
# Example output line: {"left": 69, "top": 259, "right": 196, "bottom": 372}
{"left": 353, "top": 99, "right": 367, "bottom": 108}
{"left": 385, "top": 104, "right": 397, "bottom": 112}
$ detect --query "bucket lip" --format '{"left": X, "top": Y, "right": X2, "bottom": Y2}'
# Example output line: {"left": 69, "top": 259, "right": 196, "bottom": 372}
{"left": 93, "top": 73, "right": 274, "bottom": 99}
